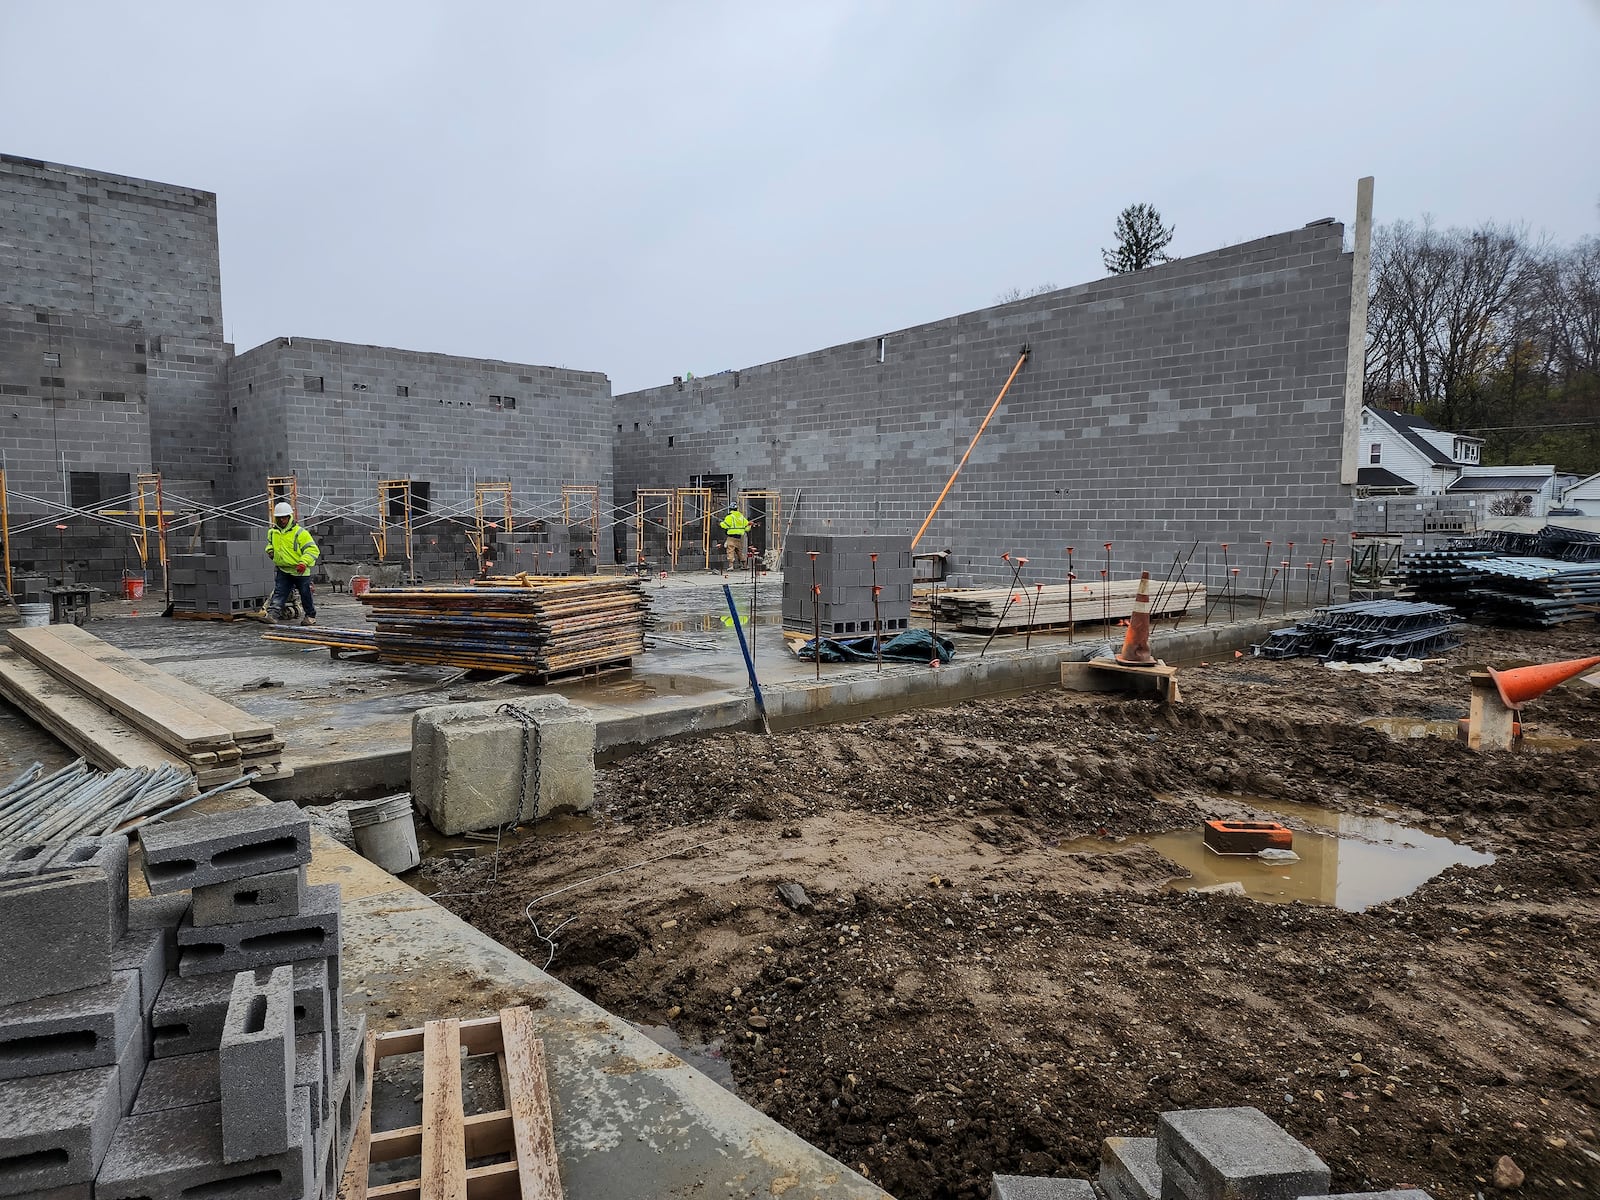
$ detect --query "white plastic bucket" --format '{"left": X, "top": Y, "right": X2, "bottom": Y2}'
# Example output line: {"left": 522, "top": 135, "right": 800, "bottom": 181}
{"left": 347, "top": 794, "right": 420, "bottom": 873}
{"left": 18, "top": 603, "right": 49, "bottom": 628}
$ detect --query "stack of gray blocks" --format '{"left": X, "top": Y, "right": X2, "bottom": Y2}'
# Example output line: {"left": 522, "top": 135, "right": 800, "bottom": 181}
{"left": 168, "top": 539, "right": 279, "bottom": 615}
{"left": 8, "top": 800, "right": 374, "bottom": 1200}
{"left": 1352, "top": 496, "right": 1481, "bottom": 552}
{"left": 412, "top": 696, "right": 596, "bottom": 834}
{"left": 781, "top": 531, "right": 915, "bottom": 636}
{"left": 489, "top": 524, "right": 575, "bottom": 576}
{"left": 0, "top": 836, "right": 146, "bottom": 1198}
{"left": 993, "top": 1106, "right": 1432, "bottom": 1200}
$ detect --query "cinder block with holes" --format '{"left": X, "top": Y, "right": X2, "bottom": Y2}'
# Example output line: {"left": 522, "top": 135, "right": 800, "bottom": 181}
{"left": 0, "top": 836, "right": 129, "bottom": 1006}
{"left": 0, "top": 1058, "right": 124, "bottom": 1197}
{"left": 0, "top": 973, "right": 140, "bottom": 1081}
{"left": 189, "top": 865, "right": 305, "bottom": 927}
{"left": 1155, "top": 1107, "right": 1330, "bottom": 1200}
{"left": 92, "top": 1092, "right": 310, "bottom": 1200}
{"left": 220, "top": 965, "right": 294, "bottom": 1163}
{"left": 131, "top": 1049, "right": 220, "bottom": 1114}
{"left": 175, "top": 883, "right": 340, "bottom": 977}
{"left": 151, "top": 957, "right": 331, "bottom": 1058}
{"left": 138, "top": 802, "right": 311, "bottom": 894}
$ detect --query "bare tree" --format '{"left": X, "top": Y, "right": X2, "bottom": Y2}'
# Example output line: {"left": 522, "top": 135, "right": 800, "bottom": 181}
{"left": 1102, "top": 204, "right": 1175, "bottom": 274}
{"left": 994, "top": 282, "right": 1059, "bottom": 304}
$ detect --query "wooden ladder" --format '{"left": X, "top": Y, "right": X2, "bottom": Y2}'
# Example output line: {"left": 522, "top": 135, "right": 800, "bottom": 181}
{"left": 342, "top": 1006, "right": 562, "bottom": 1200}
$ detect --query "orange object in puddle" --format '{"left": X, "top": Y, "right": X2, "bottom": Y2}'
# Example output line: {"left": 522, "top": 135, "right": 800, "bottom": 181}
{"left": 1203, "top": 819, "right": 1293, "bottom": 855}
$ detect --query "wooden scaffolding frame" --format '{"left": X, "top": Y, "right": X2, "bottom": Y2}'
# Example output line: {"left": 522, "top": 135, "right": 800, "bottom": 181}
{"left": 674, "top": 487, "right": 714, "bottom": 571}
{"left": 633, "top": 488, "right": 676, "bottom": 570}
{"left": 267, "top": 475, "right": 299, "bottom": 524}
{"left": 344, "top": 1006, "right": 562, "bottom": 1200}
{"left": 560, "top": 484, "right": 600, "bottom": 567}
{"left": 470, "top": 482, "right": 513, "bottom": 574}
{"left": 132, "top": 472, "right": 168, "bottom": 594}
{"left": 373, "top": 479, "right": 414, "bottom": 579}
{"left": 737, "top": 487, "right": 781, "bottom": 560}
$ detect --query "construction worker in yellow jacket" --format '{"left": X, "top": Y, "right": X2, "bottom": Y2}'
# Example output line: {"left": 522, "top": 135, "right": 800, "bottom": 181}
{"left": 719, "top": 504, "right": 752, "bottom": 570}
{"left": 266, "top": 501, "right": 319, "bottom": 625}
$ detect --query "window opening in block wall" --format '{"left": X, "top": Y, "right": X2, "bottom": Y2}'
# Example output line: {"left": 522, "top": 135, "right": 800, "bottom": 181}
{"left": 42, "top": 352, "right": 60, "bottom": 368}
{"left": 876, "top": 337, "right": 886, "bottom": 364}
{"left": 99, "top": 391, "right": 126, "bottom": 403}
{"left": 69, "top": 471, "right": 130, "bottom": 510}
{"left": 667, "top": 436, "right": 674, "bottom": 448}
{"left": 690, "top": 474, "right": 733, "bottom": 512}
{"left": 396, "top": 385, "right": 409, "bottom": 398}
{"left": 304, "top": 376, "right": 324, "bottom": 392}
{"left": 410, "top": 482, "right": 431, "bottom": 515}
{"left": 39, "top": 376, "right": 64, "bottom": 389}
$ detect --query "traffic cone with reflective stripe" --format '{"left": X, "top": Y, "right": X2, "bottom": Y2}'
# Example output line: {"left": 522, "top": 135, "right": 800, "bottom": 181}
{"left": 1116, "top": 571, "right": 1156, "bottom": 666}
{"left": 1488, "top": 655, "right": 1600, "bottom": 710}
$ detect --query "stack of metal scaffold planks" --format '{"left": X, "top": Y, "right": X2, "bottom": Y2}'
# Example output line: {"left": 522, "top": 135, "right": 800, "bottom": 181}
{"left": 344, "top": 1006, "right": 562, "bottom": 1200}
{"left": 0, "top": 625, "right": 288, "bottom": 786}
{"left": 266, "top": 576, "right": 649, "bottom": 680}
{"left": 927, "top": 579, "right": 1206, "bottom": 633}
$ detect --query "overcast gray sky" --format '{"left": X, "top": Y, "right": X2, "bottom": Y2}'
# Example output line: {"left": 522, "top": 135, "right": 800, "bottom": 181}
{"left": 4, "top": 1, "right": 1597, "bottom": 393}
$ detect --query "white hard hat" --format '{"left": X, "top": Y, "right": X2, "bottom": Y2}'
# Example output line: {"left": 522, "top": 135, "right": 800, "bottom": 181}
{"left": 273, "top": 501, "right": 293, "bottom": 518}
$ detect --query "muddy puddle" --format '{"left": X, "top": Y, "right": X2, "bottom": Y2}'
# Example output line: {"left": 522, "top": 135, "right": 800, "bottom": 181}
{"left": 1066, "top": 795, "right": 1493, "bottom": 910}
{"left": 629, "top": 1023, "right": 739, "bottom": 1094}
{"left": 410, "top": 813, "right": 597, "bottom": 894}
{"left": 1361, "top": 714, "right": 1593, "bottom": 752}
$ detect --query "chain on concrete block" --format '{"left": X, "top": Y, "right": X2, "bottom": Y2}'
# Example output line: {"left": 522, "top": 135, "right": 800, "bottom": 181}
{"left": 496, "top": 702, "right": 543, "bottom": 825}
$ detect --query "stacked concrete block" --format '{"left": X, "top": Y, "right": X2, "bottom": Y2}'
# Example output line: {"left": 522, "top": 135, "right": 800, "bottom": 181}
{"left": 168, "top": 539, "right": 278, "bottom": 615}
{"left": 1156, "top": 1107, "right": 1330, "bottom": 1200}
{"left": 1100, "top": 1135, "right": 1162, "bottom": 1200}
{"left": 152, "top": 958, "right": 332, "bottom": 1060}
{"left": 490, "top": 523, "right": 574, "bottom": 576}
{"left": 990, "top": 1177, "right": 1097, "bottom": 1198}
{"left": 411, "top": 696, "right": 596, "bottom": 834}
{"left": 0, "top": 836, "right": 148, "bottom": 1196}
{"left": 219, "top": 967, "right": 295, "bottom": 1163}
{"left": 1352, "top": 495, "right": 1483, "bottom": 552}
{"left": 782, "top": 531, "right": 915, "bottom": 636}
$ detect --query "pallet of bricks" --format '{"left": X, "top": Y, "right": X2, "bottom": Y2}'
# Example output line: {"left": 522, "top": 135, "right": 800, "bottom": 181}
{"left": 929, "top": 577, "right": 1206, "bottom": 634}
{"left": 781, "top": 533, "right": 914, "bottom": 636}
{"left": 0, "top": 801, "right": 368, "bottom": 1199}
{"left": 0, "top": 625, "right": 289, "bottom": 786}
{"left": 170, "top": 539, "right": 278, "bottom": 619}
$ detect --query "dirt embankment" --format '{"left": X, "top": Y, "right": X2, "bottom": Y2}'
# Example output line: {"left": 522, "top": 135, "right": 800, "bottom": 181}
{"left": 434, "top": 621, "right": 1600, "bottom": 1199}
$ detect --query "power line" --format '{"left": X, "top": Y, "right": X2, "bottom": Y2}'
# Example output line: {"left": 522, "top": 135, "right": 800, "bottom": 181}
{"left": 1460, "top": 420, "right": 1600, "bottom": 433}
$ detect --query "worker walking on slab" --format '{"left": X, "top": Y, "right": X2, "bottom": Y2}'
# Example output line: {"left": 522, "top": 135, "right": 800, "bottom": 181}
{"left": 266, "top": 501, "right": 319, "bottom": 626}
{"left": 719, "top": 503, "right": 752, "bottom": 571}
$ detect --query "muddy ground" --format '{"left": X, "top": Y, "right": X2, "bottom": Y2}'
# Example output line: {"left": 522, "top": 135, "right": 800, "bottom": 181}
{"left": 433, "top": 621, "right": 1600, "bottom": 1199}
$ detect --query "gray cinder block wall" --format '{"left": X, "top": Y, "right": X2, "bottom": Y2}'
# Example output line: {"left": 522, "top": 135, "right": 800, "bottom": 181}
{"left": 226, "top": 338, "right": 614, "bottom": 577}
{"left": 615, "top": 223, "right": 1356, "bottom": 590}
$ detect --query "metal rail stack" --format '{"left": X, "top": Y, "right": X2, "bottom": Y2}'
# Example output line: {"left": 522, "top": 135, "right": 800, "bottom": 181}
{"left": 1253, "top": 600, "right": 1460, "bottom": 662}
{"left": 1399, "top": 526, "right": 1600, "bottom": 626}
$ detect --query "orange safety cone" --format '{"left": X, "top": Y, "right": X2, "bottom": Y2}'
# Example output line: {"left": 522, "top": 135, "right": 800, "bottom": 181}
{"left": 1488, "top": 655, "right": 1600, "bottom": 710}
{"left": 1116, "top": 570, "right": 1157, "bottom": 666}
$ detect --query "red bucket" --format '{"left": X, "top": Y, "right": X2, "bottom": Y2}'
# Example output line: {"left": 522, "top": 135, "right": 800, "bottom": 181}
{"left": 123, "top": 578, "right": 145, "bottom": 600}
{"left": 350, "top": 576, "right": 371, "bottom": 597}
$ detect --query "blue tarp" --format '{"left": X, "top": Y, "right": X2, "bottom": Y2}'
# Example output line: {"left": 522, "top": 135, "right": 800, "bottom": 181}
{"left": 796, "top": 628, "right": 956, "bottom": 664}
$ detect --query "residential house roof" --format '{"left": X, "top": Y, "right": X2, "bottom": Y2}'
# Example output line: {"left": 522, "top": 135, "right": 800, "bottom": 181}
{"left": 1446, "top": 474, "right": 1552, "bottom": 492}
{"left": 1370, "top": 408, "right": 1456, "bottom": 467}
{"left": 1356, "top": 467, "right": 1417, "bottom": 489}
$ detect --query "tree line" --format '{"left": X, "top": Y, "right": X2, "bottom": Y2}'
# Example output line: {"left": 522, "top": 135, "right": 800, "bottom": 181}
{"left": 1364, "top": 220, "right": 1600, "bottom": 475}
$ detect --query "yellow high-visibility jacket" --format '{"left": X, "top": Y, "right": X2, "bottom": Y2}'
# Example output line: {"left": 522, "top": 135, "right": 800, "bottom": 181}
{"left": 720, "top": 511, "right": 752, "bottom": 537}
{"left": 266, "top": 523, "right": 320, "bottom": 572}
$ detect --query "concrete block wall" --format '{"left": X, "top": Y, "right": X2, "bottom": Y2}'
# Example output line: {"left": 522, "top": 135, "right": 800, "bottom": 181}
{"left": 225, "top": 338, "right": 615, "bottom": 573}
{"left": 615, "top": 224, "right": 1356, "bottom": 589}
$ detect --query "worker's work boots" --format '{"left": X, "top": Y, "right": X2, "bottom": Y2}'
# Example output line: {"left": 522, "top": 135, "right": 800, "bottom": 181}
{"left": 301, "top": 616, "right": 317, "bottom": 627}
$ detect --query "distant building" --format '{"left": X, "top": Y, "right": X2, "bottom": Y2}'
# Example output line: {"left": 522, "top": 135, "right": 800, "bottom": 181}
{"left": 1357, "top": 408, "right": 1481, "bottom": 496}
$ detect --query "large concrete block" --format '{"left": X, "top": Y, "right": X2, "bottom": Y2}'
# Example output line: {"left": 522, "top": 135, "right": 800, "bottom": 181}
{"left": 412, "top": 697, "right": 567, "bottom": 830}
{"left": 220, "top": 966, "right": 294, "bottom": 1164}
{"left": 190, "top": 865, "right": 305, "bottom": 927}
{"left": 0, "top": 835, "right": 129, "bottom": 1005}
{"left": 0, "top": 1059, "right": 123, "bottom": 1196}
{"left": 0, "top": 973, "right": 139, "bottom": 1081}
{"left": 991, "top": 1178, "right": 1097, "bottom": 1199}
{"left": 139, "top": 802, "right": 311, "bottom": 893}
{"left": 151, "top": 958, "right": 331, "bottom": 1058}
{"left": 93, "top": 1095, "right": 309, "bottom": 1200}
{"left": 176, "top": 882, "right": 340, "bottom": 977}
{"left": 1101, "top": 1136, "right": 1162, "bottom": 1200}
{"left": 1156, "top": 1107, "right": 1330, "bottom": 1200}
{"left": 533, "top": 706, "right": 597, "bottom": 816}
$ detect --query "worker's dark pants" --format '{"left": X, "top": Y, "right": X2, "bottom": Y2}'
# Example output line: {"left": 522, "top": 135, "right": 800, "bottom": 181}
{"left": 270, "top": 568, "right": 316, "bottom": 617}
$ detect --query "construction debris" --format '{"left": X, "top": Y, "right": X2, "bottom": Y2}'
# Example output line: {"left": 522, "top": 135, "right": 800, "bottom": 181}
{"left": 1252, "top": 600, "right": 1460, "bottom": 662}
{"left": 0, "top": 759, "right": 193, "bottom": 849}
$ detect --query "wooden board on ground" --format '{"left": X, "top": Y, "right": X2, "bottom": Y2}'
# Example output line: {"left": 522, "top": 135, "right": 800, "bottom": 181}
{"left": 1060, "top": 658, "right": 1183, "bottom": 704}
{"left": 38, "top": 625, "right": 275, "bottom": 740}
{"left": 0, "top": 647, "right": 194, "bottom": 778}
{"left": 6, "top": 627, "right": 236, "bottom": 751}
{"left": 364, "top": 1006, "right": 563, "bottom": 1200}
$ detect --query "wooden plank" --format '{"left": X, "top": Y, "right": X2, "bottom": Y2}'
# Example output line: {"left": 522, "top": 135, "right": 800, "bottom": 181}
{"left": 420, "top": 1019, "right": 466, "bottom": 1200}
{"left": 0, "top": 648, "right": 192, "bottom": 779}
{"left": 371, "top": 1110, "right": 513, "bottom": 1164}
{"left": 339, "top": 1031, "right": 376, "bottom": 1200}
{"left": 1060, "top": 659, "right": 1181, "bottom": 703}
{"left": 376, "top": 1015, "right": 505, "bottom": 1060}
{"left": 464, "top": 1160, "right": 521, "bottom": 1200}
{"left": 6, "top": 628, "right": 235, "bottom": 751}
{"left": 501, "top": 1006, "right": 563, "bottom": 1199}
{"left": 35, "top": 625, "right": 274, "bottom": 741}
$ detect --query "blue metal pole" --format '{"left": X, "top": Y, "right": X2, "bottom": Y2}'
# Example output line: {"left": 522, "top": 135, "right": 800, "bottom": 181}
{"left": 723, "top": 583, "right": 771, "bottom": 735}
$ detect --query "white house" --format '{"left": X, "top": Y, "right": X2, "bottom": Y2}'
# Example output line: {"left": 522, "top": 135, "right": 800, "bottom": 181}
{"left": 1559, "top": 471, "right": 1600, "bottom": 516}
{"left": 1358, "top": 408, "right": 1483, "bottom": 496}
{"left": 1446, "top": 464, "right": 1564, "bottom": 518}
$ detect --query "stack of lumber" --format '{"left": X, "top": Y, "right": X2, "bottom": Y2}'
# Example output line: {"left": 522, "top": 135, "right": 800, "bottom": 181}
{"left": 0, "top": 626, "right": 288, "bottom": 787}
{"left": 928, "top": 578, "right": 1205, "bottom": 633}
{"left": 267, "top": 576, "right": 649, "bottom": 678}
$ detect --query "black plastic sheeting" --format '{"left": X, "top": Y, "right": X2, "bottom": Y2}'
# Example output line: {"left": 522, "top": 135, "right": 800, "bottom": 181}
{"left": 796, "top": 628, "right": 957, "bottom": 664}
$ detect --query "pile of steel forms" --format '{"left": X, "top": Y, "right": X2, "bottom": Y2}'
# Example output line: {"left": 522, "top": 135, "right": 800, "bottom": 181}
{"left": 266, "top": 576, "right": 649, "bottom": 677}
{"left": 1253, "top": 600, "right": 1460, "bottom": 662}
{"left": 1401, "top": 528, "right": 1600, "bottom": 626}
